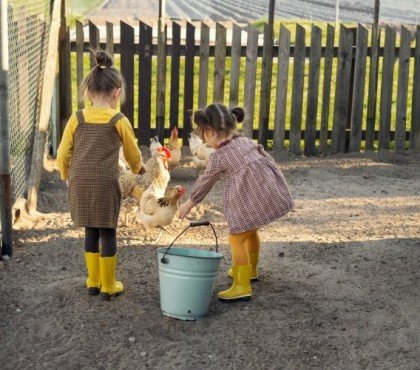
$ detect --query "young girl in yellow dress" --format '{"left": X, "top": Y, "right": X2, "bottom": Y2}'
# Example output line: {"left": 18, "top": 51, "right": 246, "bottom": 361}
{"left": 57, "top": 50, "right": 143, "bottom": 300}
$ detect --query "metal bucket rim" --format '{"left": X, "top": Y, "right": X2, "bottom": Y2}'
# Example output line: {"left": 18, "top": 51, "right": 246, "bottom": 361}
{"left": 157, "top": 247, "right": 223, "bottom": 259}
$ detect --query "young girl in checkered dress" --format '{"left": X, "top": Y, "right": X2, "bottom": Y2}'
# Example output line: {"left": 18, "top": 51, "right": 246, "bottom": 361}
{"left": 178, "top": 104, "right": 294, "bottom": 301}
{"left": 57, "top": 50, "right": 144, "bottom": 300}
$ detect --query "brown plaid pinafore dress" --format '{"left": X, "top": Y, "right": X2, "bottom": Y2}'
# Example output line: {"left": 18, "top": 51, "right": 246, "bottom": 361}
{"left": 68, "top": 110, "right": 123, "bottom": 228}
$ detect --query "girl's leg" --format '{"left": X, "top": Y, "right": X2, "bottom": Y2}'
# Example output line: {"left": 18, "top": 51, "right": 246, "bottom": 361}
{"left": 98, "top": 228, "right": 124, "bottom": 300}
{"left": 218, "top": 230, "right": 253, "bottom": 301}
{"left": 85, "top": 227, "right": 100, "bottom": 253}
{"left": 84, "top": 228, "right": 101, "bottom": 295}
{"left": 229, "top": 231, "right": 251, "bottom": 266}
{"left": 245, "top": 229, "right": 260, "bottom": 279}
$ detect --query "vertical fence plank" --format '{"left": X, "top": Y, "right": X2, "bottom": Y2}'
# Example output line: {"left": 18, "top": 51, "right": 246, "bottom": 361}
{"left": 349, "top": 24, "right": 368, "bottom": 152}
{"left": 332, "top": 25, "right": 353, "bottom": 153}
{"left": 106, "top": 21, "right": 114, "bottom": 57}
{"left": 378, "top": 25, "right": 396, "bottom": 150}
{"left": 89, "top": 20, "right": 99, "bottom": 68}
{"left": 198, "top": 22, "right": 209, "bottom": 109}
{"left": 412, "top": 26, "right": 420, "bottom": 150}
{"left": 138, "top": 21, "right": 152, "bottom": 145}
{"left": 366, "top": 23, "right": 381, "bottom": 150}
{"left": 76, "top": 20, "right": 84, "bottom": 109}
{"left": 290, "top": 24, "right": 306, "bottom": 154}
{"left": 229, "top": 23, "right": 242, "bottom": 109}
{"left": 319, "top": 24, "right": 335, "bottom": 153}
{"left": 273, "top": 24, "right": 290, "bottom": 150}
{"left": 170, "top": 21, "right": 181, "bottom": 129}
{"left": 395, "top": 26, "right": 411, "bottom": 151}
{"left": 304, "top": 25, "right": 322, "bottom": 156}
{"left": 259, "top": 22, "right": 274, "bottom": 148}
{"left": 120, "top": 21, "right": 134, "bottom": 125}
{"left": 213, "top": 22, "right": 227, "bottom": 103}
{"left": 183, "top": 22, "right": 195, "bottom": 145}
{"left": 243, "top": 24, "right": 259, "bottom": 138}
{"left": 156, "top": 22, "right": 167, "bottom": 143}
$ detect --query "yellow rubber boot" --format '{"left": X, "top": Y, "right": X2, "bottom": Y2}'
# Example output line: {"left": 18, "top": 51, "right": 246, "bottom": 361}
{"left": 99, "top": 255, "right": 124, "bottom": 301}
{"left": 228, "top": 251, "right": 259, "bottom": 280}
{"left": 218, "top": 265, "right": 252, "bottom": 301}
{"left": 85, "top": 252, "right": 101, "bottom": 296}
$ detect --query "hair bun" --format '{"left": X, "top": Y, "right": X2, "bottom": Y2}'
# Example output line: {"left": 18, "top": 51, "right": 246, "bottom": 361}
{"left": 231, "top": 107, "right": 245, "bottom": 123}
{"left": 193, "top": 109, "right": 210, "bottom": 126}
{"left": 94, "top": 50, "right": 114, "bottom": 68}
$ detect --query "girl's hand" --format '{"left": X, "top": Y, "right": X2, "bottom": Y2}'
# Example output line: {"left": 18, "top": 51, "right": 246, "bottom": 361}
{"left": 65, "top": 180, "right": 69, "bottom": 187}
{"left": 178, "top": 199, "right": 195, "bottom": 220}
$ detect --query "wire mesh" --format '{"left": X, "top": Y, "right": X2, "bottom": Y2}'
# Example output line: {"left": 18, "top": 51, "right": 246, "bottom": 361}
{"left": 7, "top": 0, "right": 50, "bottom": 202}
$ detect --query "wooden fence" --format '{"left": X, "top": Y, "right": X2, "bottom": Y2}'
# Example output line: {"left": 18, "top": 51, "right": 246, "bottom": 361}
{"left": 63, "top": 20, "right": 420, "bottom": 155}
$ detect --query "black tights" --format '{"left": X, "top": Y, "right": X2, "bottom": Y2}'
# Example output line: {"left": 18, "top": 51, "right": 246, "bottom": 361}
{"left": 84, "top": 228, "right": 117, "bottom": 257}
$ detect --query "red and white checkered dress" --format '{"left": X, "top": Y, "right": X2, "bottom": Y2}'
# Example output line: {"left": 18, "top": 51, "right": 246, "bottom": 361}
{"left": 189, "top": 136, "right": 295, "bottom": 234}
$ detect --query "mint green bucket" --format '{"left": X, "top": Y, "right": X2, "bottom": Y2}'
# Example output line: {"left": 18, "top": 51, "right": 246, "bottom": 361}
{"left": 157, "top": 221, "right": 223, "bottom": 321}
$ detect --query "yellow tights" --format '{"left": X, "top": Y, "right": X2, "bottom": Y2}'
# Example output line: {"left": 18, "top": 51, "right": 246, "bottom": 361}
{"left": 229, "top": 229, "right": 260, "bottom": 265}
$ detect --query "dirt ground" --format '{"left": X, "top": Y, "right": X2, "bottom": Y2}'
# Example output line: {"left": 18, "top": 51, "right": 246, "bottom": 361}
{"left": 0, "top": 149, "right": 419, "bottom": 369}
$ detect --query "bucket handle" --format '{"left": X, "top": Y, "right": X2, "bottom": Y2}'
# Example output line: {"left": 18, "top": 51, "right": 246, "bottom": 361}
{"left": 160, "top": 220, "right": 218, "bottom": 264}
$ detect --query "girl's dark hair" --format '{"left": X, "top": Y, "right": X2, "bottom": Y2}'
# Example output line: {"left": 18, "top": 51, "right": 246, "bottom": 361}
{"left": 193, "top": 104, "right": 245, "bottom": 137}
{"left": 79, "top": 49, "right": 126, "bottom": 103}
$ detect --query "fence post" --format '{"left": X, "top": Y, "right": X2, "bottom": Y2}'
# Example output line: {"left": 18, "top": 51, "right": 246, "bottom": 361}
{"left": 412, "top": 26, "right": 420, "bottom": 150}
{"left": 0, "top": 0, "right": 13, "bottom": 257}
{"left": 26, "top": 0, "right": 62, "bottom": 215}
{"left": 58, "top": 0, "right": 72, "bottom": 145}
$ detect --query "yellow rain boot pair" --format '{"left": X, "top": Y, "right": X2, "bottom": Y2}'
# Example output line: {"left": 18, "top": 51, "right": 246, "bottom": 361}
{"left": 85, "top": 252, "right": 101, "bottom": 296}
{"left": 218, "top": 265, "right": 252, "bottom": 301}
{"left": 228, "top": 251, "right": 259, "bottom": 281}
{"left": 99, "top": 255, "right": 124, "bottom": 301}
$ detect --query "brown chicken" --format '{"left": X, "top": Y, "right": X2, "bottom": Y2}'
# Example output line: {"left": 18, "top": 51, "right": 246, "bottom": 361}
{"left": 167, "top": 127, "right": 181, "bottom": 170}
{"left": 138, "top": 185, "right": 186, "bottom": 243}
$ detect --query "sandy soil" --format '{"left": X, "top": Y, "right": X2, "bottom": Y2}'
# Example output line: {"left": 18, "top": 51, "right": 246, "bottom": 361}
{"left": 0, "top": 149, "right": 419, "bottom": 369}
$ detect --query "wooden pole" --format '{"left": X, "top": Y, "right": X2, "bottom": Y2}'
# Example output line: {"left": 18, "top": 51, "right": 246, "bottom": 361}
{"left": 156, "top": 5, "right": 167, "bottom": 143}
{"left": 0, "top": 0, "right": 13, "bottom": 257}
{"left": 26, "top": 0, "right": 62, "bottom": 215}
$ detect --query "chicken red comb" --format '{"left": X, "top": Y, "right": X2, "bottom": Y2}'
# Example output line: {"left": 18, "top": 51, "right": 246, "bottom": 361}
{"left": 159, "top": 146, "right": 172, "bottom": 159}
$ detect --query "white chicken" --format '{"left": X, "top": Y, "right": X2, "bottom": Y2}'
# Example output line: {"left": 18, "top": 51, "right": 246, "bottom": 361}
{"left": 188, "top": 133, "right": 215, "bottom": 175}
{"left": 119, "top": 146, "right": 172, "bottom": 226}
{"left": 138, "top": 185, "right": 186, "bottom": 243}
{"left": 150, "top": 136, "right": 162, "bottom": 157}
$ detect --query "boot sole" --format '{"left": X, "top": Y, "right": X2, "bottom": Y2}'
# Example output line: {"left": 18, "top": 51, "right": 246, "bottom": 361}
{"left": 87, "top": 287, "right": 100, "bottom": 296}
{"left": 218, "top": 295, "right": 252, "bottom": 302}
{"left": 101, "top": 290, "right": 124, "bottom": 301}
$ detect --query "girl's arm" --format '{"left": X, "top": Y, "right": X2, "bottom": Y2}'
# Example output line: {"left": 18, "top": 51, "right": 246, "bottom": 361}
{"left": 116, "top": 117, "right": 143, "bottom": 174}
{"left": 179, "top": 153, "right": 222, "bottom": 219}
{"left": 57, "top": 114, "right": 77, "bottom": 180}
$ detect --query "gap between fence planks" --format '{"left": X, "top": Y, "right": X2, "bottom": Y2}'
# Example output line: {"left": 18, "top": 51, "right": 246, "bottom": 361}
{"left": 229, "top": 23, "right": 241, "bottom": 109}
{"left": 26, "top": 0, "right": 61, "bottom": 214}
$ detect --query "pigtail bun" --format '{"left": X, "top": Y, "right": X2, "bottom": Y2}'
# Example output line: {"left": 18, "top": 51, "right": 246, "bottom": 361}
{"left": 193, "top": 109, "right": 211, "bottom": 126}
{"left": 231, "top": 107, "right": 245, "bottom": 123}
{"left": 94, "top": 50, "right": 114, "bottom": 68}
